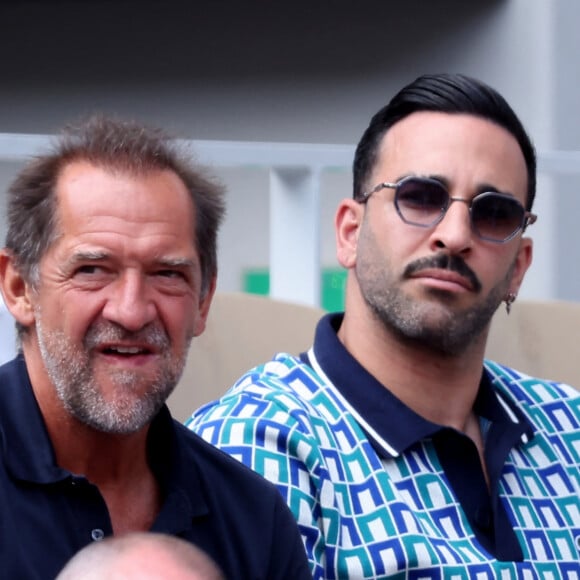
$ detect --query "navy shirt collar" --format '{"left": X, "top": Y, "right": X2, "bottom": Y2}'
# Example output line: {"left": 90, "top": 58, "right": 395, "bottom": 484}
{"left": 0, "top": 355, "right": 208, "bottom": 523}
{"left": 0, "top": 355, "right": 69, "bottom": 483}
{"left": 303, "top": 313, "right": 534, "bottom": 458}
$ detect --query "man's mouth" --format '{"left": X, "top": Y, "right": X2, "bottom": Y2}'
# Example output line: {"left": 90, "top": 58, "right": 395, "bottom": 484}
{"left": 101, "top": 345, "right": 153, "bottom": 356}
{"left": 404, "top": 254, "right": 482, "bottom": 293}
{"left": 409, "top": 268, "right": 474, "bottom": 292}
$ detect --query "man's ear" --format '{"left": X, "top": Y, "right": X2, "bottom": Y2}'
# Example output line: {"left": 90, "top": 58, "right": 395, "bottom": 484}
{"left": 193, "top": 275, "right": 217, "bottom": 337}
{"left": 508, "top": 236, "right": 533, "bottom": 296}
{"left": 0, "top": 250, "right": 36, "bottom": 328}
{"left": 335, "top": 199, "right": 364, "bottom": 270}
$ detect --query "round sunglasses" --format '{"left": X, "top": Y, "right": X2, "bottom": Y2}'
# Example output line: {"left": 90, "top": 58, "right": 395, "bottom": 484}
{"left": 359, "top": 176, "right": 537, "bottom": 243}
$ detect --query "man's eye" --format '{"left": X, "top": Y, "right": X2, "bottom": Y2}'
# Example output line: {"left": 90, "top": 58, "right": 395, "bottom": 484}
{"left": 156, "top": 270, "right": 186, "bottom": 280}
{"left": 75, "top": 265, "right": 104, "bottom": 276}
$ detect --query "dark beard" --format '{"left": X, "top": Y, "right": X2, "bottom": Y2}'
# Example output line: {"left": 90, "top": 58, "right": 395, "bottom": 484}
{"left": 367, "top": 282, "right": 505, "bottom": 356}
{"left": 357, "top": 248, "right": 513, "bottom": 356}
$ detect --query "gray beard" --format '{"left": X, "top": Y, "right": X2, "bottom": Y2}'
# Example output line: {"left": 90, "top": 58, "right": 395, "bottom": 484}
{"left": 36, "top": 315, "right": 188, "bottom": 434}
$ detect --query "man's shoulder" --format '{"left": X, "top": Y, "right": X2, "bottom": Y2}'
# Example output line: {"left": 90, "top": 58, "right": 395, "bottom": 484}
{"left": 189, "top": 352, "right": 329, "bottom": 425}
{"left": 172, "top": 419, "right": 288, "bottom": 494}
{"left": 484, "top": 359, "right": 580, "bottom": 427}
{"left": 239, "top": 351, "right": 312, "bottom": 379}
{"left": 231, "top": 352, "right": 324, "bottom": 399}
{"left": 0, "top": 356, "right": 36, "bottom": 425}
{"left": 0, "top": 355, "right": 24, "bottom": 381}
{"left": 485, "top": 359, "right": 580, "bottom": 399}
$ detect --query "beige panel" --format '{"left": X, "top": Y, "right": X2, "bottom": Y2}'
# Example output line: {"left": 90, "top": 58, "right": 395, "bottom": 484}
{"left": 169, "top": 295, "right": 580, "bottom": 422}
{"left": 168, "top": 293, "right": 324, "bottom": 422}
{"left": 486, "top": 300, "right": 580, "bottom": 388}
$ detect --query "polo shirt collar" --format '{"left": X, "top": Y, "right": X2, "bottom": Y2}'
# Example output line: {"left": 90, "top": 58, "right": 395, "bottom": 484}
{"left": 0, "top": 355, "right": 209, "bottom": 535}
{"left": 306, "top": 313, "right": 534, "bottom": 459}
{"left": 0, "top": 355, "right": 69, "bottom": 484}
{"left": 147, "top": 409, "right": 209, "bottom": 520}
{"left": 0, "top": 356, "right": 206, "bottom": 510}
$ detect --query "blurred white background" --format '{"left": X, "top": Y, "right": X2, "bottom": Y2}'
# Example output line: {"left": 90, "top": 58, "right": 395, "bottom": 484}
{"left": 1, "top": 0, "right": 579, "bottom": 306}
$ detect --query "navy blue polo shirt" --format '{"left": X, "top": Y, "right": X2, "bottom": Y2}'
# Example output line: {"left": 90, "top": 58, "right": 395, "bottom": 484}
{"left": 0, "top": 356, "right": 311, "bottom": 580}
{"left": 301, "top": 313, "right": 535, "bottom": 561}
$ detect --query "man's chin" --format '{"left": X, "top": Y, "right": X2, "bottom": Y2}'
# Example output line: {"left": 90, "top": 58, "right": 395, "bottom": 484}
{"left": 79, "top": 399, "right": 161, "bottom": 435}
{"left": 98, "top": 367, "right": 160, "bottom": 391}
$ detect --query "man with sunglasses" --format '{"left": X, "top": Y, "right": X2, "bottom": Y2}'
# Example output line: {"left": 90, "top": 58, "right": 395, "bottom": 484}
{"left": 188, "top": 74, "right": 580, "bottom": 578}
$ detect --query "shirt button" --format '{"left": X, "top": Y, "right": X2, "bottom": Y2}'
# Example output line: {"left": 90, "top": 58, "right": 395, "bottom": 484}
{"left": 91, "top": 529, "right": 105, "bottom": 541}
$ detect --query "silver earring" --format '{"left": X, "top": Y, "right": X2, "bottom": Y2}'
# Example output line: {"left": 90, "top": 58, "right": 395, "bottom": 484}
{"left": 505, "top": 292, "right": 516, "bottom": 315}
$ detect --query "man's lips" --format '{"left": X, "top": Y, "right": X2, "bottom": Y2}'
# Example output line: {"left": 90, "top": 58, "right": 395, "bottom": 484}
{"left": 94, "top": 345, "right": 161, "bottom": 369}
{"left": 404, "top": 254, "right": 482, "bottom": 293}
{"left": 97, "top": 343, "right": 160, "bottom": 359}
{"left": 408, "top": 268, "right": 475, "bottom": 292}
{"left": 84, "top": 322, "right": 170, "bottom": 362}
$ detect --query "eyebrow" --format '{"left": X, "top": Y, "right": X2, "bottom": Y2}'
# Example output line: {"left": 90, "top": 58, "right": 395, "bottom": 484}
{"left": 67, "top": 250, "right": 110, "bottom": 265}
{"left": 153, "top": 257, "right": 197, "bottom": 270}
{"left": 411, "top": 173, "right": 514, "bottom": 198}
{"left": 66, "top": 251, "right": 196, "bottom": 270}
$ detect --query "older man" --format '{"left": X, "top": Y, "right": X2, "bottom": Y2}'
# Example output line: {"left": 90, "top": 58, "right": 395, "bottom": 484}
{"left": 189, "top": 74, "right": 580, "bottom": 578}
{"left": 0, "top": 117, "right": 310, "bottom": 579}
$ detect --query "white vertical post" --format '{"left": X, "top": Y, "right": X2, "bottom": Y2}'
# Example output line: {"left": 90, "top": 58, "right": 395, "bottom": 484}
{"left": 269, "top": 167, "right": 321, "bottom": 306}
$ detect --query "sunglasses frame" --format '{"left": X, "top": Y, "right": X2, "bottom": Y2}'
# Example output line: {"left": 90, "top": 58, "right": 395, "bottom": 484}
{"left": 359, "top": 176, "right": 537, "bottom": 243}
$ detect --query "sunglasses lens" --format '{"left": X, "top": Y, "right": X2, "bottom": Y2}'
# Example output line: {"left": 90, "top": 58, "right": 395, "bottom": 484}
{"left": 395, "top": 179, "right": 448, "bottom": 226}
{"left": 472, "top": 194, "right": 524, "bottom": 242}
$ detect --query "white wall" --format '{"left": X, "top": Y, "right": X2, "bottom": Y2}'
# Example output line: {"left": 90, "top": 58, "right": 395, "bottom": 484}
{"left": 1, "top": 0, "right": 579, "bottom": 303}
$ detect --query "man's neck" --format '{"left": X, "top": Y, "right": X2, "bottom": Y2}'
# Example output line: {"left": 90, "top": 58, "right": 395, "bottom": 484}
{"left": 23, "top": 347, "right": 162, "bottom": 532}
{"left": 46, "top": 400, "right": 161, "bottom": 533}
{"left": 23, "top": 344, "right": 153, "bottom": 480}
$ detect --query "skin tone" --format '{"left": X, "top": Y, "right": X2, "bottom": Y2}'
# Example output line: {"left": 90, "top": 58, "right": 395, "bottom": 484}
{"left": 335, "top": 112, "right": 532, "bottom": 479}
{"left": 0, "top": 161, "right": 214, "bottom": 532}
{"left": 56, "top": 532, "right": 224, "bottom": 580}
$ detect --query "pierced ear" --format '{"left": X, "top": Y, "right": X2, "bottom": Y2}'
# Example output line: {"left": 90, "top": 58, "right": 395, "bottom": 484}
{"left": 335, "top": 199, "right": 363, "bottom": 269}
{"left": 0, "top": 251, "right": 36, "bottom": 328}
{"left": 192, "top": 275, "right": 217, "bottom": 337}
{"left": 508, "top": 237, "right": 533, "bottom": 296}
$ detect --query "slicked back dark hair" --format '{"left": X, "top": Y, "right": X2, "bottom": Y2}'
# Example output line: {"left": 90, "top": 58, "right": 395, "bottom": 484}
{"left": 5, "top": 115, "right": 225, "bottom": 298}
{"left": 353, "top": 73, "right": 536, "bottom": 211}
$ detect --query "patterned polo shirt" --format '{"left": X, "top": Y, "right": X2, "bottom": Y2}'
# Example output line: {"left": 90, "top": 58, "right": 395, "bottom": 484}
{"left": 188, "top": 313, "right": 580, "bottom": 579}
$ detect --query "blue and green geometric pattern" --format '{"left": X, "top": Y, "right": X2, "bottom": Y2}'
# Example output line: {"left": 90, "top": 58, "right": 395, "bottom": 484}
{"left": 188, "top": 356, "right": 580, "bottom": 579}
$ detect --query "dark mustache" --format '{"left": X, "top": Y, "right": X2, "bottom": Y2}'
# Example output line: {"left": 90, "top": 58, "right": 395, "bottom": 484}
{"left": 404, "top": 254, "right": 482, "bottom": 292}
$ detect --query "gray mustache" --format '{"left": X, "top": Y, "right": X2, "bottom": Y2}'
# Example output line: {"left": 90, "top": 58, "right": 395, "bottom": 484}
{"left": 84, "top": 322, "right": 170, "bottom": 350}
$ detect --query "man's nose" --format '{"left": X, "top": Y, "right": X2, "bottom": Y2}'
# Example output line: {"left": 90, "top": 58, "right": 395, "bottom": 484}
{"left": 429, "top": 198, "right": 474, "bottom": 254}
{"left": 101, "top": 272, "right": 157, "bottom": 332}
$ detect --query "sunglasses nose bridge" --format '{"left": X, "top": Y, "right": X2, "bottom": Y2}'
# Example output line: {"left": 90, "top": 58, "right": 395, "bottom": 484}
{"left": 440, "top": 196, "right": 473, "bottom": 227}
{"left": 447, "top": 196, "right": 472, "bottom": 210}
{"left": 426, "top": 194, "right": 475, "bottom": 251}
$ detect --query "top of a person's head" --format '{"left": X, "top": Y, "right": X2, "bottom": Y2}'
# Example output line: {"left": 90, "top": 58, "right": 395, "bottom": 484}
{"left": 4, "top": 115, "right": 225, "bottom": 298}
{"left": 353, "top": 73, "right": 536, "bottom": 211}
{"left": 56, "top": 532, "right": 224, "bottom": 580}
